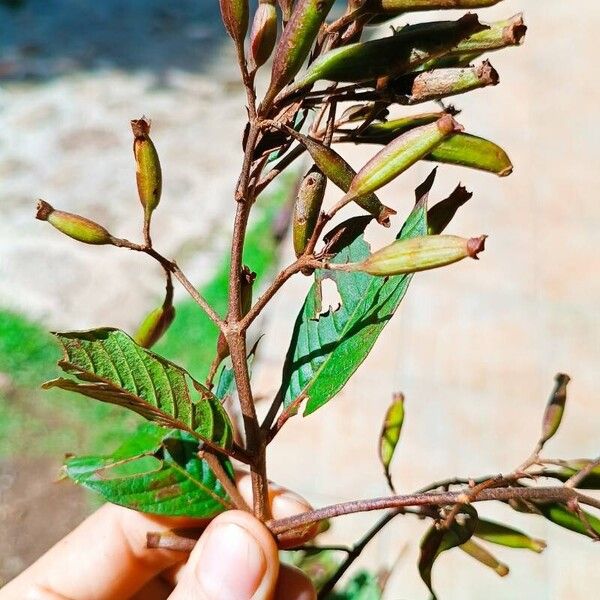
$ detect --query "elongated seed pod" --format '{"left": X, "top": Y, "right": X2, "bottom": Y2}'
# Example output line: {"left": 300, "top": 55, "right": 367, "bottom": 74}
{"left": 36, "top": 200, "right": 113, "bottom": 245}
{"left": 426, "top": 133, "right": 513, "bottom": 176}
{"left": 460, "top": 540, "right": 509, "bottom": 577}
{"left": 284, "top": 127, "right": 395, "bottom": 225}
{"left": 474, "top": 519, "right": 547, "bottom": 553}
{"left": 540, "top": 373, "right": 570, "bottom": 445}
{"left": 427, "top": 184, "right": 473, "bottom": 235}
{"left": 363, "top": 0, "right": 503, "bottom": 14}
{"left": 379, "top": 392, "right": 405, "bottom": 493}
{"left": 263, "top": 0, "right": 335, "bottom": 108}
{"left": 290, "top": 14, "right": 485, "bottom": 91}
{"left": 132, "top": 118, "right": 162, "bottom": 218}
{"left": 408, "top": 61, "right": 499, "bottom": 104}
{"left": 342, "top": 234, "right": 486, "bottom": 276}
{"left": 134, "top": 304, "right": 176, "bottom": 349}
{"left": 219, "top": 0, "right": 249, "bottom": 47}
{"left": 342, "top": 114, "right": 461, "bottom": 204}
{"left": 293, "top": 166, "right": 327, "bottom": 257}
{"left": 251, "top": 0, "right": 278, "bottom": 69}
{"left": 443, "top": 13, "right": 527, "bottom": 58}
{"left": 352, "top": 113, "right": 443, "bottom": 143}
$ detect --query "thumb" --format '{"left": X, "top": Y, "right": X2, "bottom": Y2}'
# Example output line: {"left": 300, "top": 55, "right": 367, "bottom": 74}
{"left": 168, "top": 510, "right": 279, "bottom": 600}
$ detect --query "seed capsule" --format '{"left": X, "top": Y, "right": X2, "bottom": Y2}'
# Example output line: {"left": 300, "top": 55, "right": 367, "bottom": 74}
{"left": 293, "top": 166, "right": 327, "bottom": 257}
{"left": 284, "top": 127, "right": 396, "bottom": 226}
{"left": 540, "top": 373, "right": 570, "bottom": 445}
{"left": 408, "top": 61, "right": 499, "bottom": 104}
{"left": 250, "top": 0, "right": 278, "bottom": 69}
{"left": 131, "top": 117, "right": 162, "bottom": 219}
{"left": 134, "top": 304, "right": 176, "bottom": 349}
{"left": 363, "top": 0, "right": 503, "bottom": 14}
{"left": 351, "top": 112, "right": 443, "bottom": 144}
{"left": 426, "top": 133, "right": 513, "bottom": 177}
{"left": 474, "top": 519, "right": 547, "bottom": 553}
{"left": 460, "top": 539, "right": 509, "bottom": 577}
{"left": 444, "top": 13, "right": 527, "bottom": 58}
{"left": 263, "top": 0, "right": 336, "bottom": 108}
{"left": 219, "top": 0, "right": 249, "bottom": 47}
{"left": 427, "top": 184, "right": 473, "bottom": 235}
{"left": 36, "top": 200, "right": 113, "bottom": 245}
{"left": 538, "top": 503, "right": 600, "bottom": 539}
{"left": 341, "top": 234, "right": 486, "bottom": 276}
{"left": 342, "top": 115, "right": 462, "bottom": 204}
{"left": 379, "top": 392, "right": 405, "bottom": 493}
{"left": 290, "top": 14, "right": 485, "bottom": 91}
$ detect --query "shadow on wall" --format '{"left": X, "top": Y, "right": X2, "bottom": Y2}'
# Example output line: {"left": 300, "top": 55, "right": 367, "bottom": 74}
{"left": 0, "top": 0, "right": 226, "bottom": 80}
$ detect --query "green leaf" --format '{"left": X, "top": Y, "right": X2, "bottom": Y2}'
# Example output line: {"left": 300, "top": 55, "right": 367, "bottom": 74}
{"left": 379, "top": 392, "right": 405, "bottom": 493}
{"left": 537, "top": 503, "right": 600, "bottom": 539}
{"left": 43, "top": 328, "right": 232, "bottom": 450}
{"left": 279, "top": 173, "right": 432, "bottom": 415}
{"left": 418, "top": 507, "right": 478, "bottom": 600}
{"left": 64, "top": 422, "right": 233, "bottom": 517}
{"left": 474, "top": 518, "right": 546, "bottom": 553}
{"left": 327, "top": 570, "right": 383, "bottom": 599}
{"left": 426, "top": 133, "right": 513, "bottom": 177}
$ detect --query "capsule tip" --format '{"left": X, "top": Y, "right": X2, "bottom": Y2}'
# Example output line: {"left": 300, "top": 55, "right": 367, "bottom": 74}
{"left": 476, "top": 60, "right": 500, "bottom": 86}
{"left": 131, "top": 116, "right": 151, "bottom": 138}
{"left": 467, "top": 235, "right": 487, "bottom": 259}
{"left": 36, "top": 199, "right": 53, "bottom": 221}
{"left": 438, "top": 113, "right": 464, "bottom": 135}
{"left": 504, "top": 13, "right": 527, "bottom": 46}
{"left": 377, "top": 205, "right": 397, "bottom": 228}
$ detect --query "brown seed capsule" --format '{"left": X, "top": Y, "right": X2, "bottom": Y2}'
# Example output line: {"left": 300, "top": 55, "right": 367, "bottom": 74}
{"left": 293, "top": 166, "right": 327, "bottom": 257}
{"left": 340, "top": 234, "right": 486, "bottom": 276}
{"left": 36, "top": 200, "right": 113, "bottom": 245}
{"left": 219, "top": 0, "right": 249, "bottom": 47}
{"left": 250, "top": 0, "right": 278, "bottom": 69}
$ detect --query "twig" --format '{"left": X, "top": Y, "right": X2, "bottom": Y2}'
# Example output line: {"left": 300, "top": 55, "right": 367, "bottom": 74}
{"left": 318, "top": 509, "right": 402, "bottom": 598}
{"left": 565, "top": 456, "right": 600, "bottom": 489}
{"left": 200, "top": 451, "right": 252, "bottom": 513}
{"left": 267, "top": 486, "right": 600, "bottom": 536}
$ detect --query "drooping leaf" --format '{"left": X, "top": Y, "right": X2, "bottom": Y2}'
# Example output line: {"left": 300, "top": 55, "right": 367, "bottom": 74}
{"left": 379, "top": 392, "right": 405, "bottom": 493}
{"left": 418, "top": 506, "right": 478, "bottom": 600}
{"left": 64, "top": 422, "right": 233, "bottom": 517}
{"left": 279, "top": 173, "right": 433, "bottom": 415}
{"left": 43, "top": 328, "right": 233, "bottom": 450}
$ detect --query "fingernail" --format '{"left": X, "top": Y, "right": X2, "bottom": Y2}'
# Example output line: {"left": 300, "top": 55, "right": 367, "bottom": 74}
{"left": 196, "top": 523, "right": 266, "bottom": 599}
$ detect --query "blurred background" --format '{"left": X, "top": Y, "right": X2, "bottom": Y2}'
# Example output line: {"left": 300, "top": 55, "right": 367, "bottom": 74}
{"left": 0, "top": 0, "right": 598, "bottom": 597}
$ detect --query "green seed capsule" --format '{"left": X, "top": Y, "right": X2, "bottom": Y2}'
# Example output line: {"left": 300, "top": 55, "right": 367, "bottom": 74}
{"left": 352, "top": 112, "right": 443, "bottom": 144}
{"left": 290, "top": 14, "right": 485, "bottom": 91}
{"left": 343, "top": 234, "right": 486, "bottom": 276}
{"left": 427, "top": 184, "right": 472, "bottom": 235}
{"left": 363, "top": 0, "right": 503, "bottom": 14}
{"left": 134, "top": 304, "right": 176, "bottom": 349}
{"left": 379, "top": 392, "right": 405, "bottom": 493}
{"left": 284, "top": 127, "right": 396, "bottom": 226}
{"left": 250, "top": 0, "right": 278, "bottom": 69}
{"left": 132, "top": 117, "right": 162, "bottom": 218}
{"left": 460, "top": 539, "right": 509, "bottom": 577}
{"left": 538, "top": 503, "right": 600, "bottom": 539}
{"left": 474, "top": 519, "right": 547, "bottom": 553}
{"left": 36, "top": 200, "right": 113, "bottom": 245}
{"left": 342, "top": 114, "right": 461, "bottom": 204}
{"left": 426, "top": 133, "right": 513, "bottom": 177}
{"left": 408, "top": 61, "right": 499, "bottom": 104}
{"left": 540, "top": 373, "right": 570, "bottom": 445}
{"left": 263, "top": 0, "right": 335, "bottom": 108}
{"left": 444, "top": 13, "right": 527, "bottom": 58}
{"left": 293, "top": 166, "right": 327, "bottom": 257}
{"left": 219, "top": 0, "right": 249, "bottom": 47}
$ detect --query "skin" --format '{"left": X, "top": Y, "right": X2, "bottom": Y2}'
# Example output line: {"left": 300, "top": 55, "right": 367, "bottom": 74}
{"left": 1, "top": 474, "right": 317, "bottom": 600}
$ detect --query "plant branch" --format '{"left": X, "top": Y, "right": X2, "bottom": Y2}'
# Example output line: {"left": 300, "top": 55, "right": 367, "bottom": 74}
{"left": 200, "top": 450, "right": 252, "bottom": 512}
{"left": 565, "top": 456, "right": 600, "bottom": 489}
{"left": 318, "top": 509, "right": 402, "bottom": 598}
{"left": 267, "top": 486, "right": 600, "bottom": 536}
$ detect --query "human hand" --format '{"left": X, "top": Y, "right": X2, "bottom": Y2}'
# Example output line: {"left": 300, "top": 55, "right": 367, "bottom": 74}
{"left": 1, "top": 474, "right": 317, "bottom": 600}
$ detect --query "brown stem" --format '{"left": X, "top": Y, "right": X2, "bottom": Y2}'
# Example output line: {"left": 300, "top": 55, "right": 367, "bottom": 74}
{"left": 267, "top": 486, "right": 600, "bottom": 536}
{"left": 565, "top": 456, "right": 600, "bottom": 489}
{"left": 201, "top": 451, "right": 252, "bottom": 513}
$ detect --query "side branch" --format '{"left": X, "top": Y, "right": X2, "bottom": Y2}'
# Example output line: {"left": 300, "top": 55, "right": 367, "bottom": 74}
{"left": 267, "top": 486, "right": 600, "bottom": 535}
